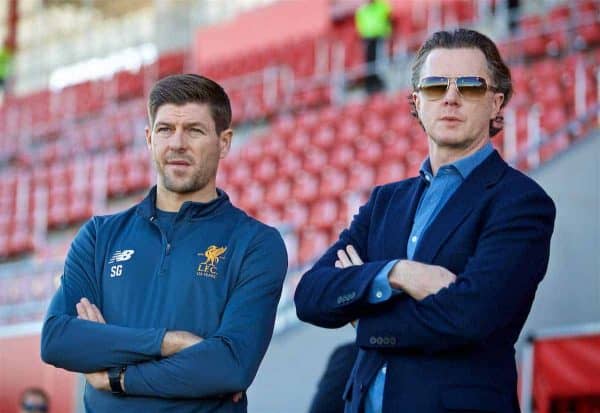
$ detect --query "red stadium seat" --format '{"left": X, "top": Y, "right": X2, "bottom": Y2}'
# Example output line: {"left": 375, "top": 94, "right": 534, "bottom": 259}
{"left": 253, "top": 156, "right": 278, "bottom": 184}
{"left": 346, "top": 162, "right": 375, "bottom": 192}
{"left": 355, "top": 139, "right": 383, "bottom": 166}
{"left": 158, "top": 51, "right": 186, "bottom": 78}
{"left": 302, "top": 147, "right": 328, "bottom": 174}
{"left": 277, "top": 151, "right": 303, "bottom": 178}
{"left": 319, "top": 167, "right": 348, "bottom": 198}
{"left": 376, "top": 160, "right": 406, "bottom": 186}
{"left": 265, "top": 177, "right": 292, "bottom": 208}
{"left": 309, "top": 198, "right": 342, "bottom": 229}
{"left": 312, "top": 125, "right": 336, "bottom": 150}
{"left": 297, "top": 228, "right": 330, "bottom": 265}
{"left": 292, "top": 171, "right": 320, "bottom": 203}
{"left": 238, "top": 181, "right": 265, "bottom": 211}
{"left": 329, "top": 145, "right": 356, "bottom": 170}
{"left": 288, "top": 130, "right": 312, "bottom": 155}
{"left": 282, "top": 200, "right": 309, "bottom": 228}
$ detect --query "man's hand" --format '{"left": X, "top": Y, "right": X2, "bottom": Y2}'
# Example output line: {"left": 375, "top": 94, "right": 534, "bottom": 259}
{"left": 77, "top": 297, "right": 105, "bottom": 323}
{"left": 335, "top": 245, "right": 362, "bottom": 327}
{"left": 161, "top": 331, "right": 203, "bottom": 357}
{"left": 388, "top": 260, "right": 456, "bottom": 301}
{"left": 335, "top": 245, "right": 363, "bottom": 268}
{"left": 85, "top": 371, "right": 111, "bottom": 391}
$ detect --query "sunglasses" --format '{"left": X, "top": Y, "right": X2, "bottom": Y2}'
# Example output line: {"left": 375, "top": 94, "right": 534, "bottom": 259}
{"left": 21, "top": 403, "right": 48, "bottom": 413}
{"left": 417, "top": 76, "right": 500, "bottom": 100}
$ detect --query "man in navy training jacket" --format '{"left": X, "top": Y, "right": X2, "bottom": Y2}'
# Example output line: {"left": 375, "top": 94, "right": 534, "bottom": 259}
{"left": 295, "top": 28, "right": 555, "bottom": 413}
{"left": 41, "top": 74, "right": 288, "bottom": 412}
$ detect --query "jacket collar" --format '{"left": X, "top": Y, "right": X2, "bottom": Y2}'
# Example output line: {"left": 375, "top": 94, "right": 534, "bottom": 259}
{"left": 136, "top": 186, "right": 232, "bottom": 220}
{"left": 412, "top": 149, "right": 507, "bottom": 263}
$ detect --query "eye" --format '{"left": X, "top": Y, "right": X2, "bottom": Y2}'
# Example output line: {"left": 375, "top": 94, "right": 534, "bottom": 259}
{"left": 156, "top": 126, "right": 170, "bottom": 133}
{"left": 189, "top": 128, "right": 206, "bottom": 135}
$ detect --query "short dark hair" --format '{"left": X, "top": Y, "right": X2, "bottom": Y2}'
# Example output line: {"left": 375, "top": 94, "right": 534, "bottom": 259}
{"left": 409, "top": 28, "right": 513, "bottom": 137}
{"left": 147, "top": 74, "right": 232, "bottom": 135}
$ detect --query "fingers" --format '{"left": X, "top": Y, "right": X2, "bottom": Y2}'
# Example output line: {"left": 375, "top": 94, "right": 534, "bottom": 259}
{"left": 77, "top": 298, "right": 105, "bottom": 323}
{"left": 336, "top": 245, "right": 364, "bottom": 268}
{"left": 90, "top": 303, "right": 106, "bottom": 324}
{"left": 346, "top": 245, "right": 364, "bottom": 265}
{"left": 232, "top": 392, "right": 243, "bottom": 403}
{"left": 76, "top": 299, "right": 92, "bottom": 320}
{"left": 337, "top": 249, "right": 352, "bottom": 267}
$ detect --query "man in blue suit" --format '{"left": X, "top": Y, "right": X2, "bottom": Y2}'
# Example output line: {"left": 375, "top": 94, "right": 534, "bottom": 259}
{"left": 295, "top": 28, "right": 555, "bottom": 413}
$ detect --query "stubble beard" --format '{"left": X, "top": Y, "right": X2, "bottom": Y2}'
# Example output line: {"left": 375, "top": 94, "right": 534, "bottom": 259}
{"left": 157, "top": 161, "right": 217, "bottom": 194}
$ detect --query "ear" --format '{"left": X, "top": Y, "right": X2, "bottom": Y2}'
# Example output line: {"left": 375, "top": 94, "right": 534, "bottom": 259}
{"left": 145, "top": 126, "right": 152, "bottom": 149}
{"left": 412, "top": 91, "right": 421, "bottom": 116}
{"left": 218, "top": 129, "right": 233, "bottom": 159}
{"left": 491, "top": 92, "right": 505, "bottom": 119}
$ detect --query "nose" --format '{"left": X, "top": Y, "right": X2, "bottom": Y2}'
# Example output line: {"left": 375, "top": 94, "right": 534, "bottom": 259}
{"left": 168, "top": 128, "right": 188, "bottom": 150}
{"left": 443, "top": 80, "right": 461, "bottom": 104}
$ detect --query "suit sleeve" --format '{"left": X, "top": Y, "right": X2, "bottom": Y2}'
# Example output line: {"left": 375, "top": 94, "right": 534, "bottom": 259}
{"left": 294, "top": 186, "right": 392, "bottom": 329}
{"left": 356, "top": 189, "right": 556, "bottom": 353}
{"left": 41, "top": 218, "right": 166, "bottom": 373}
{"left": 123, "top": 227, "right": 288, "bottom": 398}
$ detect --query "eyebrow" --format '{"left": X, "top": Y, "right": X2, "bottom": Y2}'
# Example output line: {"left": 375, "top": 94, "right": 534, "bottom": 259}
{"left": 154, "top": 121, "right": 209, "bottom": 129}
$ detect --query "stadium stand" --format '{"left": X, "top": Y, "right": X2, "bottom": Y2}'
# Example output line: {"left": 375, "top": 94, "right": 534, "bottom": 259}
{"left": 0, "top": 0, "right": 597, "bottom": 264}
{"left": 0, "top": 0, "right": 599, "bottom": 412}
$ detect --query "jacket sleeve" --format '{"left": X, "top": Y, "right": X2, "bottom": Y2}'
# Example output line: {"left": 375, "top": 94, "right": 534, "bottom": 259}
{"left": 356, "top": 190, "right": 556, "bottom": 353}
{"left": 294, "top": 186, "right": 391, "bottom": 329}
{"left": 41, "top": 219, "right": 166, "bottom": 373}
{"left": 123, "top": 227, "right": 288, "bottom": 398}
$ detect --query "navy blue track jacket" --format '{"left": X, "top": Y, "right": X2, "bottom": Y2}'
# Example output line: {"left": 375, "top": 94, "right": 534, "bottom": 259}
{"left": 41, "top": 187, "right": 288, "bottom": 412}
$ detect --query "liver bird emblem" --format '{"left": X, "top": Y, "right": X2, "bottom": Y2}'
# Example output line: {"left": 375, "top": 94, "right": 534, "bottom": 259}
{"left": 201, "top": 245, "right": 227, "bottom": 266}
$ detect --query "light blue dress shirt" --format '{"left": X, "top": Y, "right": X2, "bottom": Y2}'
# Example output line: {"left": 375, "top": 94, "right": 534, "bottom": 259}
{"left": 363, "top": 142, "right": 494, "bottom": 413}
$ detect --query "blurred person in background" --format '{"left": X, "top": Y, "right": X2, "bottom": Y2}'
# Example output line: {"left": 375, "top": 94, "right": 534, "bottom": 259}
{"left": 0, "top": 44, "right": 12, "bottom": 92}
{"left": 40, "top": 74, "right": 288, "bottom": 412}
{"left": 355, "top": 0, "right": 392, "bottom": 94}
{"left": 295, "top": 28, "right": 555, "bottom": 413}
{"left": 308, "top": 342, "right": 358, "bottom": 413}
{"left": 19, "top": 388, "right": 49, "bottom": 413}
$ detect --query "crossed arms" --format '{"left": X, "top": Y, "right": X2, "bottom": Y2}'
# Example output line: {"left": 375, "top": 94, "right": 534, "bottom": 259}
{"left": 41, "top": 219, "right": 288, "bottom": 399}
{"left": 294, "top": 185, "right": 555, "bottom": 353}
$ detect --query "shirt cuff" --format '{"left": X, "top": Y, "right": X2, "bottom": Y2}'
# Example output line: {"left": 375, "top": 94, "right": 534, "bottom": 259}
{"left": 367, "top": 260, "right": 397, "bottom": 303}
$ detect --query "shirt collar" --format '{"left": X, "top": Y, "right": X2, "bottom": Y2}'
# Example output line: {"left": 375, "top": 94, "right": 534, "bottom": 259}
{"left": 420, "top": 142, "right": 494, "bottom": 181}
{"left": 137, "top": 186, "right": 231, "bottom": 220}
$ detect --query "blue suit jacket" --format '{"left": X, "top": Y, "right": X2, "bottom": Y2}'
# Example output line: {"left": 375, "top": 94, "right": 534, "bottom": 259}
{"left": 295, "top": 151, "right": 555, "bottom": 413}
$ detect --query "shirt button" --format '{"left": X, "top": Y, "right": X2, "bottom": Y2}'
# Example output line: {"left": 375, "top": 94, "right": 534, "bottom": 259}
{"left": 411, "top": 235, "right": 418, "bottom": 243}
{"left": 375, "top": 291, "right": 383, "bottom": 299}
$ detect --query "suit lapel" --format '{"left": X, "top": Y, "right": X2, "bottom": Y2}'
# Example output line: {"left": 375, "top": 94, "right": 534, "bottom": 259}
{"left": 413, "top": 151, "right": 507, "bottom": 264}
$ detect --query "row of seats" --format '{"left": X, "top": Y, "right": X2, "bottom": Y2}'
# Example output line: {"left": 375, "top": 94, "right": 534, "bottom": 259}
{"left": 1, "top": 45, "right": 598, "bottom": 261}
{"left": 0, "top": 51, "right": 185, "bottom": 143}
{"left": 1, "top": 1, "right": 596, "bottom": 151}
{"left": 6, "top": 44, "right": 597, "bottom": 172}
{"left": 1, "top": 4, "right": 599, "bottom": 261}
{"left": 502, "top": 1, "right": 600, "bottom": 59}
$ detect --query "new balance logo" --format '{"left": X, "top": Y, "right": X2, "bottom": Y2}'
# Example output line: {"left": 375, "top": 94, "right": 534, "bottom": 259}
{"left": 109, "top": 250, "right": 135, "bottom": 264}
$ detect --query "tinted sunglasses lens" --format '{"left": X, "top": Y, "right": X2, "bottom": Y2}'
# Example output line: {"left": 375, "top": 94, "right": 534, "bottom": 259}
{"left": 456, "top": 77, "right": 487, "bottom": 98}
{"left": 22, "top": 404, "right": 48, "bottom": 413}
{"left": 419, "top": 77, "right": 448, "bottom": 99}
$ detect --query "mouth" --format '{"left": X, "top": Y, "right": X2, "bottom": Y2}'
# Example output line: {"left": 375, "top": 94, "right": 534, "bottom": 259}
{"left": 165, "top": 160, "right": 192, "bottom": 173}
{"left": 166, "top": 159, "right": 192, "bottom": 166}
{"left": 440, "top": 116, "right": 462, "bottom": 122}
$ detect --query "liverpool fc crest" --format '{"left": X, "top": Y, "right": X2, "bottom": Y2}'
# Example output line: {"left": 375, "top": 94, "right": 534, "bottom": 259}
{"left": 197, "top": 245, "right": 227, "bottom": 278}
